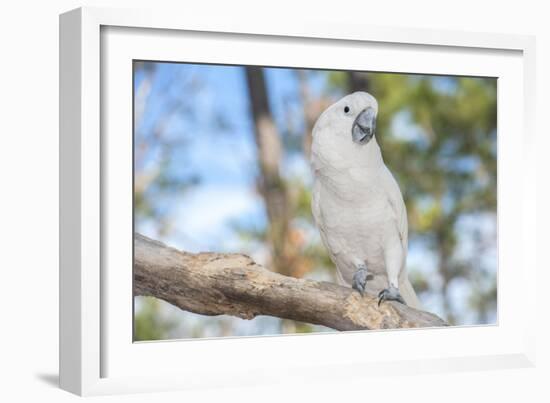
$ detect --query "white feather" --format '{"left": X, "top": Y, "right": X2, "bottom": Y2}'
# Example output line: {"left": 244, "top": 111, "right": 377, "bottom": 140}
{"left": 311, "top": 92, "right": 421, "bottom": 309}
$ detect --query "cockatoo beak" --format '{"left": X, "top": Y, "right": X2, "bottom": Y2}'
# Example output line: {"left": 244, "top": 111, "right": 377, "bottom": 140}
{"left": 352, "top": 107, "right": 376, "bottom": 144}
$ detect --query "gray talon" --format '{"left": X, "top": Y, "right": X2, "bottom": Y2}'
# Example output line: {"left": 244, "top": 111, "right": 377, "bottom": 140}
{"left": 378, "top": 286, "right": 406, "bottom": 306}
{"left": 352, "top": 266, "right": 368, "bottom": 296}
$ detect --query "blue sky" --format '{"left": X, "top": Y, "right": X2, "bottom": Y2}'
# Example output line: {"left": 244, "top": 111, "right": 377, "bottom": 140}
{"left": 134, "top": 63, "right": 336, "bottom": 254}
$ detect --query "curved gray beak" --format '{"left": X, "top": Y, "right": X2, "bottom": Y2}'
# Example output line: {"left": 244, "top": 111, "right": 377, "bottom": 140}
{"left": 352, "top": 107, "right": 376, "bottom": 144}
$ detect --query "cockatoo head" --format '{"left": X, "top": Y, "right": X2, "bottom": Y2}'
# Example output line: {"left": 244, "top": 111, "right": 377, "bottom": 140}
{"left": 311, "top": 92, "right": 379, "bottom": 170}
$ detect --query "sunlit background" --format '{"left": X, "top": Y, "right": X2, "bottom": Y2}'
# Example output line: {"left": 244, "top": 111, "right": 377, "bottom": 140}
{"left": 133, "top": 61, "right": 497, "bottom": 341}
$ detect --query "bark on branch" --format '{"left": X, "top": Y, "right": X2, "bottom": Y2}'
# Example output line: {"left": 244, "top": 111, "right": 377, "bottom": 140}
{"left": 134, "top": 233, "right": 448, "bottom": 331}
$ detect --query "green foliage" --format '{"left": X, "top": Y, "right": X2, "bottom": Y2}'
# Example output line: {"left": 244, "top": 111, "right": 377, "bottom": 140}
{"left": 134, "top": 297, "right": 177, "bottom": 341}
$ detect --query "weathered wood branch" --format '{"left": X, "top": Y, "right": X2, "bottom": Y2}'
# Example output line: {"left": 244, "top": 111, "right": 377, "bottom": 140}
{"left": 134, "top": 233, "right": 448, "bottom": 331}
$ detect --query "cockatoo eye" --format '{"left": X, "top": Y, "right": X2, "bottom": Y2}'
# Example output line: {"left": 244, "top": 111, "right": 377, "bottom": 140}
{"left": 344, "top": 106, "right": 350, "bottom": 114}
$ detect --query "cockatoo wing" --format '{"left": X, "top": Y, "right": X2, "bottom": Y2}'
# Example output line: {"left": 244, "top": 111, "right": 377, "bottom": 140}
{"left": 375, "top": 165, "right": 421, "bottom": 309}
{"left": 378, "top": 165, "right": 408, "bottom": 255}
{"left": 354, "top": 165, "right": 421, "bottom": 309}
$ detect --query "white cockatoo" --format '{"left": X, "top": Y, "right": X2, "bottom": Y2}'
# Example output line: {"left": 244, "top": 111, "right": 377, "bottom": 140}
{"left": 311, "top": 91, "right": 421, "bottom": 308}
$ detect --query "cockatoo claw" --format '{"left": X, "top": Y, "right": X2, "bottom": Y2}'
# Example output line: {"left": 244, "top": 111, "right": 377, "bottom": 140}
{"left": 378, "top": 286, "right": 406, "bottom": 306}
{"left": 352, "top": 265, "right": 369, "bottom": 297}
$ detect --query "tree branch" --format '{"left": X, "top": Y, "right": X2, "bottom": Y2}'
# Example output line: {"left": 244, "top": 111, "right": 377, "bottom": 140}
{"left": 134, "top": 233, "right": 448, "bottom": 331}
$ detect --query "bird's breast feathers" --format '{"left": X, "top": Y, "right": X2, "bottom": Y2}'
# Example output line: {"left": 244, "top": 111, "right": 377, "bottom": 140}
{"left": 312, "top": 168, "right": 403, "bottom": 273}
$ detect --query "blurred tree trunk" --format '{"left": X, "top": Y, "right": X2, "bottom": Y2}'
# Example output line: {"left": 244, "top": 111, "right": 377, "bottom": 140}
{"left": 348, "top": 71, "right": 370, "bottom": 93}
{"left": 245, "top": 67, "right": 297, "bottom": 278}
{"left": 297, "top": 71, "right": 331, "bottom": 159}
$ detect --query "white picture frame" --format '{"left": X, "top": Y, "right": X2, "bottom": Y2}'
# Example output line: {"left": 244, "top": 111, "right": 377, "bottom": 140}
{"left": 59, "top": 6, "right": 537, "bottom": 396}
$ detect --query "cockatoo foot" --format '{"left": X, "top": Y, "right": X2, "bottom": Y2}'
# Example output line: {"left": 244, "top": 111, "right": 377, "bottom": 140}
{"left": 378, "top": 286, "right": 406, "bottom": 306}
{"left": 352, "top": 265, "right": 369, "bottom": 296}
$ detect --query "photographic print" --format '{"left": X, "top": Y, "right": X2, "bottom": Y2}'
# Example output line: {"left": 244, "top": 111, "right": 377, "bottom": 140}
{"left": 133, "top": 61, "right": 497, "bottom": 341}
